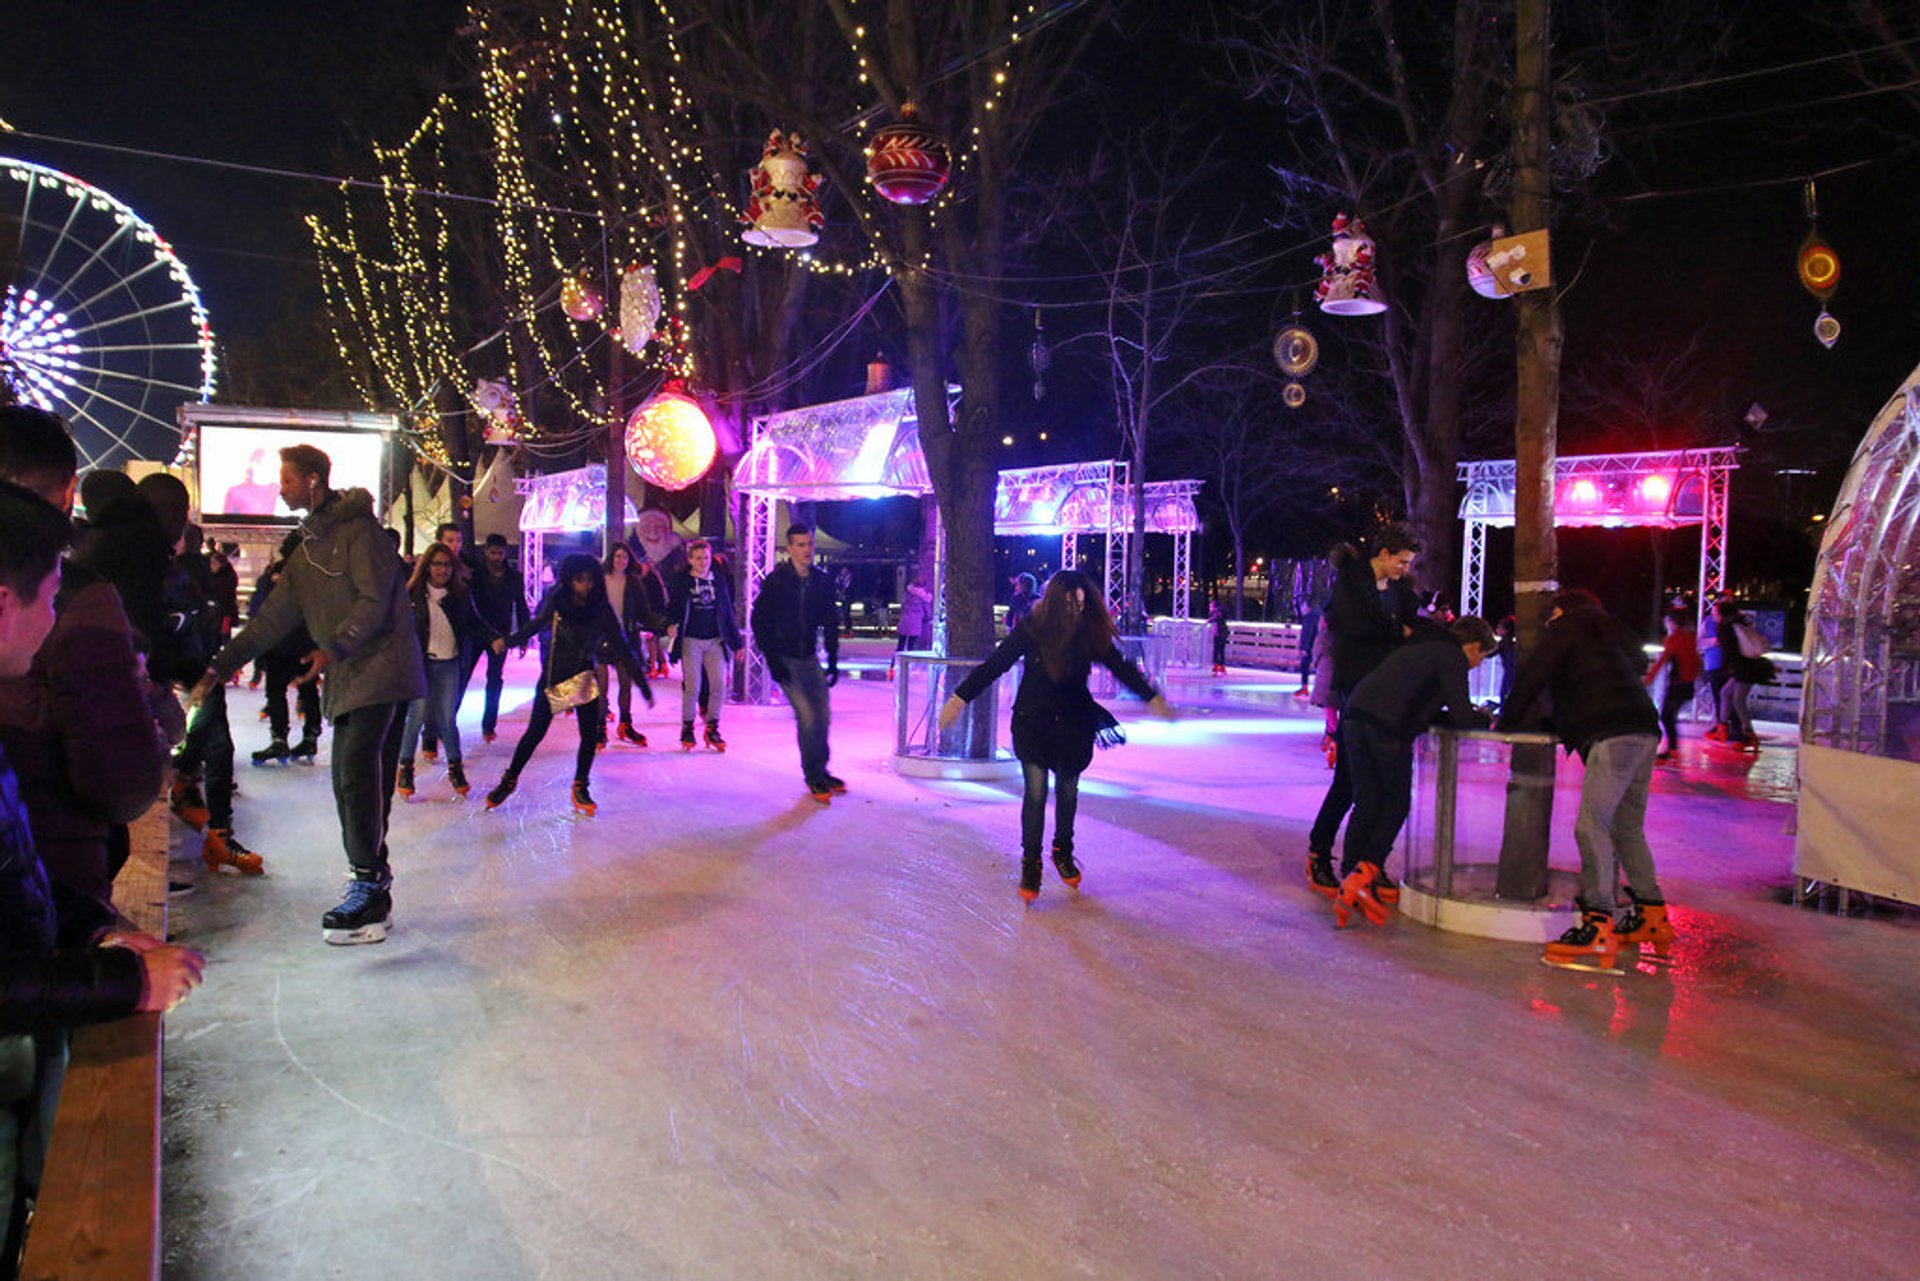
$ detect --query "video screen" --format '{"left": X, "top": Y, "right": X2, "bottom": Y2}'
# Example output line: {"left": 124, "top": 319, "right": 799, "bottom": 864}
{"left": 197, "top": 424, "right": 385, "bottom": 521}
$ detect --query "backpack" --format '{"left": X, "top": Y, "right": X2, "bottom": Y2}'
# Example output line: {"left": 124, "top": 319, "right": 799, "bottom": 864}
{"left": 148, "top": 555, "right": 218, "bottom": 685}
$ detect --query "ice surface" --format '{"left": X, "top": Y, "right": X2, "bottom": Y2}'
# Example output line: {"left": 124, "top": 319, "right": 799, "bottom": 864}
{"left": 159, "top": 650, "right": 1920, "bottom": 1279}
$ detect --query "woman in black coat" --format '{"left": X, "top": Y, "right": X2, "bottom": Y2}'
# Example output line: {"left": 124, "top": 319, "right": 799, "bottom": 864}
{"left": 398, "top": 542, "right": 495, "bottom": 798}
{"left": 484, "top": 554, "right": 649, "bottom": 816}
{"left": 939, "top": 570, "right": 1174, "bottom": 903}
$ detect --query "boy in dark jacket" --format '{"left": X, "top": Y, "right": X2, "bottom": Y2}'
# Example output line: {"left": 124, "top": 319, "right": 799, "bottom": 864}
{"left": 749, "top": 526, "right": 842, "bottom": 801}
{"left": 1499, "top": 589, "right": 1674, "bottom": 970}
{"left": 1331, "top": 617, "right": 1494, "bottom": 927}
{"left": 1305, "top": 523, "right": 1422, "bottom": 897}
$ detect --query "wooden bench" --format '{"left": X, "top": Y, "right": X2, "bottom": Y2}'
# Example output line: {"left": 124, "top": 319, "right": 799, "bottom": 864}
{"left": 1223, "top": 622, "right": 1304, "bottom": 673}
{"left": 20, "top": 802, "right": 170, "bottom": 1281}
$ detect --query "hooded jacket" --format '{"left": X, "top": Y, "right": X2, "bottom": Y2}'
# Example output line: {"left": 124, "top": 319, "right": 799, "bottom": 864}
{"left": 208, "top": 488, "right": 426, "bottom": 716}
{"left": 1501, "top": 600, "right": 1660, "bottom": 757}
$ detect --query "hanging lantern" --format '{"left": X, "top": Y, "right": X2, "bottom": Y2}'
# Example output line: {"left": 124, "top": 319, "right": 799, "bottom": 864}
{"left": 741, "top": 130, "right": 823, "bottom": 248}
{"left": 1798, "top": 231, "right": 1840, "bottom": 301}
{"left": 561, "top": 274, "right": 603, "bottom": 322}
{"left": 1814, "top": 309, "right": 1841, "bottom": 350}
{"left": 866, "top": 105, "right": 952, "bottom": 205}
{"left": 1272, "top": 325, "right": 1319, "bottom": 376}
{"left": 624, "top": 387, "right": 717, "bottom": 491}
{"left": 1314, "top": 213, "right": 1387, "bottom": 316}
{"left": 617, "top": 265, "right": 661, "bottom": 356}
{"left": 865, "top": 351, "right": 892, "bottom": 395}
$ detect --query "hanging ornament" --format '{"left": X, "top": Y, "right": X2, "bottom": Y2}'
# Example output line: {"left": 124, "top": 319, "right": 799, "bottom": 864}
{"left": 561, "top": 273, "right": 603, "bottom": 322}
{"left": 1314, "top": 213, "right": 1387, "bottom": 316}
{"left": 741, "top": 130, "right": 824, "bottom": 248}
{"left": 1799, "top": 181, "right": 1841, "bottom": 348}
{"left": 1283, "top": 382, "right": 1308, "bottom": 409}
{"left": 625, "top": 386, "right": 718, "bottom": 491}
{"left": 616, "top": 265, "right": 661, "bottom": 357}
{"left": 866, "top": 351, "right": 892, "bottom": 395}
{"left": 866, "top": 104, "right": 952, "bottom": 206}
{"left": 1273, "top": 325, "right": 1319, "bottom": 376}
{"left": 473, "top": 379, "right": 521, "bottom": 446}
{"left": 1029, "top": 310, "right": 1051, "bottom": 401}
{"left": 1465, "top": 239, "right": 1505, "bottom": 299}
{"left": 1814, "top": 309, "right": 1841, "bottom": 350}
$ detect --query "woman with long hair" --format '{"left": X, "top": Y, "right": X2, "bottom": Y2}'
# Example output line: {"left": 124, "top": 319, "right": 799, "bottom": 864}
{"left": 939, "top": 569, "right": 1174, "bottom": 903}
{"left": 398, "top": 542, "right": 493, "bottom": 799}
{"left": 602, "top": 544, "right": 650, "bottom": 745}
{"left": 485, "top": 553, "right": 650, "bottom": 816}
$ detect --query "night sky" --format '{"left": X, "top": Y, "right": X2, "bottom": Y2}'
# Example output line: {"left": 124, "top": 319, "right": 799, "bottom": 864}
{"left": 4, "top": 2, "right": 1917, "bottom": 618}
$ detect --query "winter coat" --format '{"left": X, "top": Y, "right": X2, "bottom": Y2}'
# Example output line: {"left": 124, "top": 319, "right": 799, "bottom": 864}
{"left": 897, "top": 582, "right": 933, "bottom": 642}
{"left": 0, "top": 742, "right": 143, "bottom": 1038}
{"left": 209, "top": 488, "right": 426, "bottom": 717}
{"left": 409, "top": 579, "right": 495, "bottom": 659}
{"left": 1343, "top": 632, "right": 1490, "bottom": 742}
{"left": 471, "top": 565, "right": 530, "bottom": 638}
{"left": 666, "top": 567, "right": 745, "bottom": 657}
{"left": 508, "top": 587, "right": 648, "bottom": 694}
{"left": 953, "top": 625, "right": 1158, "bottom": 775}
{"left": 0, "top": 565, "right": 169, "bottom": 909}
{"left": 750, "top": 562, "right": 840, "bottom": 675}
{"left": 1326, "top": 556, "right": 1420, "bottom": 695}
{"left": 1500, "top": 601, "right": 1660, "bottom": 757}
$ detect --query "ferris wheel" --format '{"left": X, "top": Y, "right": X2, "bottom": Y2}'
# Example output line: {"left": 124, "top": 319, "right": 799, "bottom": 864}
{"left": 1, "top": 155, "right": 218, "bottom": 470}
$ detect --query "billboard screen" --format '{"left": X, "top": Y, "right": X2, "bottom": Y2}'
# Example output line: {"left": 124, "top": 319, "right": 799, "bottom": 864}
{"left": 197, "top": 424, "right": 385, "bottom": 521}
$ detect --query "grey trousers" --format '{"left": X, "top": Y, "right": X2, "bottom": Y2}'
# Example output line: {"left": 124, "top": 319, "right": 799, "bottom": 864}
{"left": 1573, "top": 733, "right": 1663, "bottom": 912}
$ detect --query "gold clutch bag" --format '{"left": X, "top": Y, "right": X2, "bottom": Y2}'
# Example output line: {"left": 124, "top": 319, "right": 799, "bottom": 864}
{"left": 543, "top": 670, "right": 600, "bottom": 714}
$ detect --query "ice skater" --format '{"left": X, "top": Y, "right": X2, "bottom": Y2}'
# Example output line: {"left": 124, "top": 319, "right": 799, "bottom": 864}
{"left": 485, "top": 553, "right": 649, "bottom": 817}
{"left": 398, "top": 542, "right": 496, "bottom": 800}
{"left": 1327, "top": 617, "right": 1493, "bottom": 927}
{"left": 939, "top": 569, "right": 1174, "bottom": 903}
{"left": 749, "top": 525, "right": 843, "bottom": 803}
{"left": 665, "top": 539, "right": 741, "bottom": 752}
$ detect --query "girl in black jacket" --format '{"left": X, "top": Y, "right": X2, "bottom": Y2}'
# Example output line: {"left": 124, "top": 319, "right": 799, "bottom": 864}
{"left": 939, "top": 570, "right": 1173, "bottom": 903}
{"left": 484, "top": 554, "right": 649, "bottom": 816}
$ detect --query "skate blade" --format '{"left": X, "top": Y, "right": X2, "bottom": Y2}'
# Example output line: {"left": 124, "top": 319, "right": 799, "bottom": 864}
{"left": 1539, "top": 954, "right": 1622, "bottom": 975}
{"left": 323, "top": 921, "right": 390, "bottom": 946}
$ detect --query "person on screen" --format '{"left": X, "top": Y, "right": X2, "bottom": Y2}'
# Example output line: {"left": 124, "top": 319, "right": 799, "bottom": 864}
{"left": 221, "top": 448, "right": 280, "bottom": 516}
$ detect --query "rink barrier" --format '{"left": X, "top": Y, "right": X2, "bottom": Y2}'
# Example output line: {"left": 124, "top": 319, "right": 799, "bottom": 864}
{"left": 1396, "top": 727, "right": 1582, "bottom": 942}
{"left": 893, "top": 651, "right": 1019, "bottom": 779}
{"left": 23, "top": 801, "right": 169, "bottom": 1280}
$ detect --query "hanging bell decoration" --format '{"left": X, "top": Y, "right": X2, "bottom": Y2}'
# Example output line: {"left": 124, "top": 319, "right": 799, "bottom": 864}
{"left": 1314, "top": 213, "right": 1387, "bottom": 316}
{"left": 561, "top": 273, "right": 603, "bottom": 322}
{"left": 866, "top": 105, "right": 952, "bottom": 206}
{"left": 617, "top": 265, "right": 661, "bottom": 356}
{"left": 741, "top": 130, "right": 824, "bottom": 248}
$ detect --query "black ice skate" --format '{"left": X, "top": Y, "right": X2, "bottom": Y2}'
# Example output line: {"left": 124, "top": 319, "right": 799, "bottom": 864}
{"left": 680, "top": 721, "right": 697, "bottom": 751}
{"left": 571, "top": 780, "right": 596, "bottom": 816}
{"left": 322, "top": 880, "right": 391, "bottom": 945}
{"left": 250, "top": 738, "right": 290, "bottom": 767}
{"left": 1019, "top": 851, "right": 1043, "bottom": 904}
{"left": 704, "top": 722, "right": 726, "bottom": 752}
{"left": 288, "top": 735, "right": 320, "bottom": 763}
{"left": 1050, "top": 841, "right": 1082, "bottom": 889}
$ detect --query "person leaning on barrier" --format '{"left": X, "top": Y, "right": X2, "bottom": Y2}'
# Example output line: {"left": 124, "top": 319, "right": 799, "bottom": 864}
{"left": 1325, "top": 616, "right": 1494, "bottom": 929}
{"left": 1498, "top": 589, "right": 1676, "bottom": 972}
{"left": 0, "top": 478, "right": 205, "bottom": 1272}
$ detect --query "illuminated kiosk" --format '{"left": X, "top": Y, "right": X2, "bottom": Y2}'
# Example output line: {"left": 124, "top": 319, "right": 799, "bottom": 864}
{"left": 514, "top": 465, "right": 640, "bottom": 611}
{"left": 1405, "top": 447, "right": 1739, "bottom": 939}
{"left": 1797, "top": 365, "right": 1920, "bottom": 909}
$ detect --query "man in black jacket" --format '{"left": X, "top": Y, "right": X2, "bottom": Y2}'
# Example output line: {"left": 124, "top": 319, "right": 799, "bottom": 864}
{"left": 468, "top": 535, "right": 529, "bottom": 744}
{"left": 1305, "top": 523, "right": 1422, "bottom": 897}
{"left": 1499, "top": 589, "right": 1673, "bottom": 971}
{"left": 750, "top": 526, "right": 841, "bottom": 802}
{"left": 1331, "top": 617, "right": 1493, "bottom": 927}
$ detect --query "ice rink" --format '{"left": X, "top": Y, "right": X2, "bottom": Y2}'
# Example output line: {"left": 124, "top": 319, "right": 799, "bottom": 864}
{"left": 160, "top": 650, "right": 1920, "bottom": 1279}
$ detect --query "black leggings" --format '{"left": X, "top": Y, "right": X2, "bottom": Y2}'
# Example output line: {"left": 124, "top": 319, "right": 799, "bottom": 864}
{"left": 505, "top": 693, "right": 604, "bottom": 784}
{"left": 1020, "top": 762, "right": 1081, "bottom": 857}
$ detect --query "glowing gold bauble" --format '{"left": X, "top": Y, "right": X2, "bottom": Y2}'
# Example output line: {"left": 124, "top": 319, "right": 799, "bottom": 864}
{"left": 561, "top": 275, "right": 603, "bottom": 322}
{"left": 624, "top": 391, "right": 717, "bottom": 491}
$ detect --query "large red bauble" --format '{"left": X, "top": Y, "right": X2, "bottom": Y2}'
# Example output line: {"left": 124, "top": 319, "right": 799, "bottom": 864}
{"left": 624, "top": 391, "right": 717, "bottom": 492}
{"left": 866, "top": 120, "right": 952, "bottom": 205}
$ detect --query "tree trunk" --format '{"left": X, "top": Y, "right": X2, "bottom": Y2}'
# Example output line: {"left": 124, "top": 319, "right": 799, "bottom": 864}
{"left": 1498, "top": 0, "right": 1563, "bottom": 902}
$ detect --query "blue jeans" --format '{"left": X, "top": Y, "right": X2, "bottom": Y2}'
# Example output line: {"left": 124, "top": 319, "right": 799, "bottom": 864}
{"left": 402, "top": 657, "right": 465, "bottom": 763}
{"left": 774, "top": 656, "right": 832, "bottom": 784}
{"left": 1574, "top": 733, "right": 1662, "bottom": 912}
{"left": 331, "top": 700, "right": 406, "bottom": 885}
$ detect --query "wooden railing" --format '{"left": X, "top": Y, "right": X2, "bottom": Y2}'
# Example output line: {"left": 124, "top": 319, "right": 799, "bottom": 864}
{"left": 20, "top": 803, "right": 169, "bottom": 1281}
